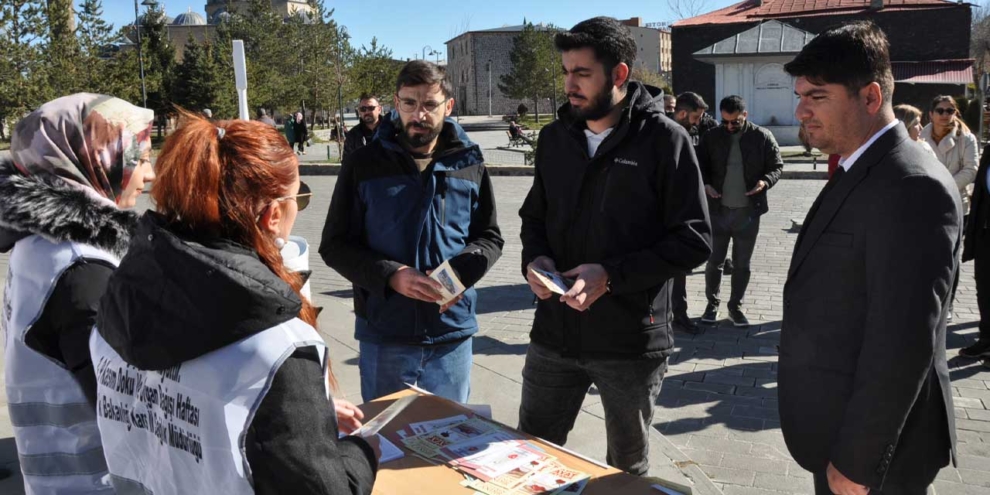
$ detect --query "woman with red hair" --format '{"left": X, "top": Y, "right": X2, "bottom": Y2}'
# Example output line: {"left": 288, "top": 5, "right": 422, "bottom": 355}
{"left": 90, "top": 111, "right": 377, "bottom": 494}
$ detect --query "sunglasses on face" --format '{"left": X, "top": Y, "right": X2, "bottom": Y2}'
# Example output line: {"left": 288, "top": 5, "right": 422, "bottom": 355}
{"left": 933, "top": 107, "right": 956, "bottom": 116}
{"left": 358, "top": 106, "right": 378, "bottom": 112}
{"left": 275, "top": 181, "right": 312, "bottom": 211}
{"left": 722, "top": 118, "right": 744, "bottom": 128}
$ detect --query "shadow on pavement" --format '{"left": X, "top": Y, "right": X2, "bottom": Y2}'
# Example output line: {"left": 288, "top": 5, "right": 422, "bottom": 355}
{"left": 475, "top": 285, "right": 535, "bottom": 314}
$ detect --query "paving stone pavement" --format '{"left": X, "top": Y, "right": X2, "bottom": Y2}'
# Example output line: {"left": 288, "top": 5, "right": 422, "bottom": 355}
{"left": 1, "top": 175, "right": 988, "bottom": 495}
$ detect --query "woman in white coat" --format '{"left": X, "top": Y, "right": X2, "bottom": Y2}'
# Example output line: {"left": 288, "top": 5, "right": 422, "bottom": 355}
{"left": 921, "top": 95, "right": 980, "bottom": 320}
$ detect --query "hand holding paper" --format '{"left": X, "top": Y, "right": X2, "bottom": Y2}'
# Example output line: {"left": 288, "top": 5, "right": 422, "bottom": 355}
{"left": 428, "top": 260, "right": 466, "bottom": 306}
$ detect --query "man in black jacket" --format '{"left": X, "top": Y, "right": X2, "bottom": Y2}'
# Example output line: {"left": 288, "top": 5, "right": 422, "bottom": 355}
{"left": 343, "top": 93, "right": 383, "bottom": 161}
{"left": 697, "top": 95, "right": 783, "bottom": 327}
{"left": 781, "top": 22, "right": 958, "bottom": 494}
{"left": 518, "top": 17, "right": 712, "bottom": 476}
{"left": 668, "top": 91, "right": 713, "bottom": 334}
{"left": 962, "top": 144, "right": 990, "bottom": 364}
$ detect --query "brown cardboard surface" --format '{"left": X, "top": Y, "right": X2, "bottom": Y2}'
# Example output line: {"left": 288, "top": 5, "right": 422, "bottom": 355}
{"left": 359, "top": 390, "right": 659, "bottom": 495}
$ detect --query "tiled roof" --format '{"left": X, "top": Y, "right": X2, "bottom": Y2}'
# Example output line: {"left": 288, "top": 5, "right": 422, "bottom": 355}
{"left": 892, "top": 59, "right": 974, "bottom": 84}
{"left": 675, "top": 0, "right": 961, "bottom": 27}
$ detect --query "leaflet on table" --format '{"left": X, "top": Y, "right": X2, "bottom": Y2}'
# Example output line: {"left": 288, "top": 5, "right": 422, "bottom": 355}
{"left": 452, "top": 441, "right": 555, "bottom": 482}
{"left": 440, "top": 430, "right": 521, "bottom": 461}
{"left": 429, "top": 259, "right": 466, "bottom": 305}
{"left": 464, "top": 460, "right": 590, "bottom": 495}
{"left": 338, "top": 432, "right": 404, "bottom": 464}
{"left": 400, "top": 417, "right": 499, "bottom": 457}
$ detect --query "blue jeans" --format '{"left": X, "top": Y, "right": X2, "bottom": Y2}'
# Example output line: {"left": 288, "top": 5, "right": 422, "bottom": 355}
{"left": 358, "top": 338, "right": 472, "bottom": 403}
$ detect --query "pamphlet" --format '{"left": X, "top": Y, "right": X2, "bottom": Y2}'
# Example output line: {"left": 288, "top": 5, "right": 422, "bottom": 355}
{"left": 528, "top": 268, "right": 573, "bottom": 295}
{"left": 429, "top": 259, "right": 467, "bottom": 305}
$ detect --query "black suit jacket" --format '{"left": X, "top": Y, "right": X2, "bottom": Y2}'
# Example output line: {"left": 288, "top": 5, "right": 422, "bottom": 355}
{"left": 962, "top": 143, "right": 990, "bottom": 262}
{"left": 779, "top": 124, "right": 959, "bottom": 490}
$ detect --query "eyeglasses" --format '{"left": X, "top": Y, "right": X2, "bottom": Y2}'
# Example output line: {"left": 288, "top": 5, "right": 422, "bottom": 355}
{"left": 397, "top": 97, "right": 449, "bottom": 114}
{"left": 358, "top": 106, "right": 378, "bottom": 112}
{"left": 722, "top": 118, "right": 744, "bottom": 128}
{"left": 275, "top": 181, "right": 312, "bottom": 211}
{"left": 933, "top": 107, "right": 956, "bottom": 116}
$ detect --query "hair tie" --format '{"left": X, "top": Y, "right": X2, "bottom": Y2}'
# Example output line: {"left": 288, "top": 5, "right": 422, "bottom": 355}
{"left": 217, "top": 127, "right": 226, "bottom": 140}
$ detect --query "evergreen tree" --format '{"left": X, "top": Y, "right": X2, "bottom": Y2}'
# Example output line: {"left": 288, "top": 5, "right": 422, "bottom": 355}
{"left": 75, "top": 0, "right": 116, "bottom": 94}
{"left": 141, "top": 3, "right": 176, "bottom": 134}
{"left": 499, "top": 22, "right": 557, "bottom": 122}
{"left": 349, "top": 37, "right": 401, "bottom": 102}
{"left": 0, "top": 0, "right": 47, "bottom": 138}
{"left": 172, "top": 36, "right": 221, "bottom": 113}
{"left": 42, "top": 0, "right": 81, "bottom": 98}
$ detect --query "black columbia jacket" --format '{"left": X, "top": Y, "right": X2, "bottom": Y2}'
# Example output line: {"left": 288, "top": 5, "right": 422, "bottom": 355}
{"left": 519, "top": 82, "right": 712, "bottom": 359}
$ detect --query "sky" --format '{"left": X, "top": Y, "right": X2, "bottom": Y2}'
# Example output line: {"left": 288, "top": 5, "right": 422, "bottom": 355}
{"left": 99, "top": 0, "right": 739, "bottom": 61}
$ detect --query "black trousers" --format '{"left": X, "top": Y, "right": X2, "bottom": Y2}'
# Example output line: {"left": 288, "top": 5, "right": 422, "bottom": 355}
{"left": 672, "top": 274, "right": 688, "bottom": 317}
{"left": 976, "top": 230, "right": 990, "bottom": 341}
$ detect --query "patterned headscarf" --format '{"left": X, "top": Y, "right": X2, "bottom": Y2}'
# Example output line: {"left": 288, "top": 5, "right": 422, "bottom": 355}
{"left": 10, "top": 93, "right": 154, "bottom": 202}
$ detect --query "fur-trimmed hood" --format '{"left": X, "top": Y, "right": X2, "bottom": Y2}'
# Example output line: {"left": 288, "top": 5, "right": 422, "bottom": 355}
{"left": 0, "top": 159, "right": 138, "bottom": 257}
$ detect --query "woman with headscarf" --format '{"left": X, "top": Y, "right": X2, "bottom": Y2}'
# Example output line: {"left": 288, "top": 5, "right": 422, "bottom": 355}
{"left": 89, "top": 111, "right": 378, "bottom": 494}
{"left": 1, "top": 93, "right": 155, "bottom": 493}
{"left": 292, "top": 111, "right": 308, "bottom": 155}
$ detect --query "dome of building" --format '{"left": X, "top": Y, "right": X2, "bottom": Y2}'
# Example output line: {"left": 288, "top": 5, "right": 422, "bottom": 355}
{"left": 173, "top": 10, "right": 206, "bottom": 25}
{"left": 211, "top": 8, "right": 232, "bottom": 24}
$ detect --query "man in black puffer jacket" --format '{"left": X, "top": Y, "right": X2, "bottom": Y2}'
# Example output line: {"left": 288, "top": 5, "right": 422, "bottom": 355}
{"left": 518, "top": 17, "right": 712, "bottom": 477}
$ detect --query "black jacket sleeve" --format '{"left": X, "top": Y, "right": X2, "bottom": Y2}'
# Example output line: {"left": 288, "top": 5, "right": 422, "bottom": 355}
{"left": 761, "top": 130, "right": 784, "bottom": 189}
{"left": 447, "top": 166, "right": 504, "bottom": 288}
{"left": 602, "top": 126, "right": 713, "bottom": 294}
{"left": 342, "top": 128, "right": 359, "bottom": 162}
{"left": 26, "top": 259, "right": 114, "bottom": 406}
{"left": 829, "top": 174, "right": 959, "bottom": 489}
{"left": 319, "top": 155, "right": 404, "bottom": 297}
{"left": 697, "top": 131, "right": 714, "bottom": 186}
{"left": 246, "top": 347, "right": 377, "bottom": 495}
{"left": 519, "top": 128, "right": 555, "bottom": 277}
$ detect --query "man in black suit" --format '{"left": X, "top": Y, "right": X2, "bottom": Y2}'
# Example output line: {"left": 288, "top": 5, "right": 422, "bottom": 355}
{"left": 780, "top": 22, "right": 959, "bottom": 494}
{"left": 961, "top": 145, "right": 990, "bottom": 364}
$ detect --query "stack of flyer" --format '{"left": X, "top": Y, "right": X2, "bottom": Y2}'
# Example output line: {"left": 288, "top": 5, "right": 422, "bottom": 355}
{"left": 395, "top": 415, "right": 590, "bottom": 495}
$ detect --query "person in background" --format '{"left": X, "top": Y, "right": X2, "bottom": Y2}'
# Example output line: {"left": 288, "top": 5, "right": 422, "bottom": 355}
{"left": 893, "top": 104, "right": 935, "bottom": 156}
{"left": 668, "top": 91, "right": 712, "bottom": 334}
{"left": 292, "top": 111, "right": 309, "bottom": 155}
{"left": 921, "top": 95, "right": 979, "bottom": 322}
{"left": 663, "top": 94, "right": 676, "bottom": 116}
{"left": 91, "top": 111, "right": 378, "bottom": 494}
{"left": 257, "top": 108, "right": 276, "bottom": 127}
{"left": 697, "top": 95, "right": 783, "bottom": 328}
{"left": 963, "top": 142, "right": 990, "bottom": 366}
{"left": 321, "top": 60, "right": 504, "bottom": 403}
{"left": 1, "top": 93, "right": 155, "bottom": 494}
{"left": 344, "top": 93, "right": 383, "bottom": 161}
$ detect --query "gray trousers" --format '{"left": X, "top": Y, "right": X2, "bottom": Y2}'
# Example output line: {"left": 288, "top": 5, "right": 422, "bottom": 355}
{"left": 705, "top": 205, "right": 761, "bottom": 310}
{"left": 518, "top": 341, "right": 666, "bottom": 476}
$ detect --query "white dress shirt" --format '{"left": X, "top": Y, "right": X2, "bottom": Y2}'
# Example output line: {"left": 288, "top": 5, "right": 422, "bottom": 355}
{"left": 838, "top": 119, "right": 900, "bottom": 172}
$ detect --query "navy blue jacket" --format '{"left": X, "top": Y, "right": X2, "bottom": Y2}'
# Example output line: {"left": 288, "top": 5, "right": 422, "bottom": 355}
{"left": 320, "top": 113, "right": 504, "bottom": 345}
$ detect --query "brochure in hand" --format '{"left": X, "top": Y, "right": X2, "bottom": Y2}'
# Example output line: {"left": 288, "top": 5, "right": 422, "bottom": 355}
{"left": 528, "top": 268, "right": 573, "bottom": 295}
{"left": 429, "top": 260, "right": 467, "bottom": 305}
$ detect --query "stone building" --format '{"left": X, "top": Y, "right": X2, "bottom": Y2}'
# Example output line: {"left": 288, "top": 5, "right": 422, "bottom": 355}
{"left": 445, "top": 19, "right": 672, "bottom": 116}
{"left": 672, "top": 0, "right": 973, "bottom": 145}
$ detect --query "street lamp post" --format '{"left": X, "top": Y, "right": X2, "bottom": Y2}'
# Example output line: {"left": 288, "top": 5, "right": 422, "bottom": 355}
{"left": 421, "top": 45, "right": 433, "bottom": 61}
{"left": 133, "top": 0, "right": 157, "bottom": 108}
{"left": 487, "top": 59, "right": 492, "bottom": 117}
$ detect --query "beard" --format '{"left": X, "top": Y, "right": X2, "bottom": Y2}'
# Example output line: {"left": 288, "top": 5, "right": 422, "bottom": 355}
{"left": 567, "top": 78, "right": 618, "bottom": 122}
{"left": 361, "top": 114, "right": 377, "bottom": 125}
{"left": 399, "top": 120, "right": 443, "bottom": 148}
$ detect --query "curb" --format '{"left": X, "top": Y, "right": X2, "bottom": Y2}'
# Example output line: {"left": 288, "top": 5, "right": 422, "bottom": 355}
{"left": 300, "top": 163, "right": 827, "bottom": 180}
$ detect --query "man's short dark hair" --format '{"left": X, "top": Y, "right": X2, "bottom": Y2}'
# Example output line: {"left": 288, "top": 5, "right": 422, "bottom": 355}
{"left": 395, "top": 60, "right": 453, "bottom": 98}
{"left": 676, "top": 92, "right": 708, "bottom": 113}
{"left": 358, "top": 92, "right": 378, "bottom": 102}
{"left": 720, "top": 95, "right": 746, "bottom": 114}
{"left": 554, "top": 17, "right": 637, "bottom": 89}
{"left": 784, "top": 21, "right": 894, "bottom": 105}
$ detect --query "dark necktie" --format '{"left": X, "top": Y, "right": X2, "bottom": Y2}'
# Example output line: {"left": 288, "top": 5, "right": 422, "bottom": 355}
{"left": 796, "top": 166, "right": 846, "bottom": 248}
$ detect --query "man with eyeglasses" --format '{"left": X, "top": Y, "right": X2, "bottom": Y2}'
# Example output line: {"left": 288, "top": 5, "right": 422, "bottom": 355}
{"left": 697, "top": 95, "right": 783, "bottom": 328}
{"left": 320, "top": 60, "right": 504, "bottom": 404}
{"left": 343, "top": 93, "right": 383, "bottom": 161}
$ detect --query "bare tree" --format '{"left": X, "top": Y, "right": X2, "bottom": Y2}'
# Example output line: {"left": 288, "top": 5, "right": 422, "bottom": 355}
{"left": 667, "top": 0, "right": 711, "bottom": 20}
{"left": 448, "top": 14, "right": 472, "bottom": 40}
{"left": 972, "top": 0, "right": 990, "bottom": 82}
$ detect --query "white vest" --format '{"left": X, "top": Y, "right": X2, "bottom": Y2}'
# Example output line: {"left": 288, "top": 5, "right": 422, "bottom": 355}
{"left": 2, "top": 235, "right": 119, "bottom": 495}
{"left": 89, "top": 317, "right": 327, "bottom": 495}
